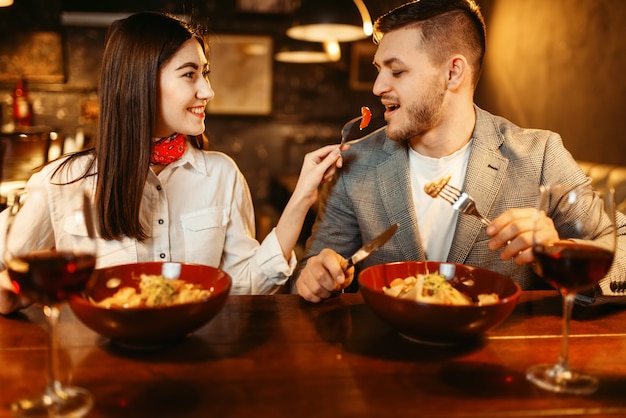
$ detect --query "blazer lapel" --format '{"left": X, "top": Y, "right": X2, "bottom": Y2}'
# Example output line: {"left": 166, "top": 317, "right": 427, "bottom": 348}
{"left": 378, "top": 141, "right": 425, "bottom": 261}
{"left": 447, "top": 108, "right": 509, "bottom": 264}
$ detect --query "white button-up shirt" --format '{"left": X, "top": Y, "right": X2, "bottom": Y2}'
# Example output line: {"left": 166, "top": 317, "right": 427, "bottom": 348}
{"left": 0, "top": 146, "right": 295, "bottom": 294}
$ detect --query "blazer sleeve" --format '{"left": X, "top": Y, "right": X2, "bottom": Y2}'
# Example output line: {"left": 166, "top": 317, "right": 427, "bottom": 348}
{"left": 293, "top": 174, "right": 364, "bottom": 281}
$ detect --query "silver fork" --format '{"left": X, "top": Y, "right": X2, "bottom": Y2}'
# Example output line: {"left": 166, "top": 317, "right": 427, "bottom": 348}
{"left": 339, "top": 115, "right": 363, "bottom": 148}
{"left": 437, "top": 183, "right": 491, "bottom": 226}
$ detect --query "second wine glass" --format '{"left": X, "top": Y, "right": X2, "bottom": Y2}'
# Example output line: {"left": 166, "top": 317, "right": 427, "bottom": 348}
{"left": 5, "top": 185, "right": 97, "bottom": 417}
{"left": 527, "top": 183, "right": 616, "bottom": 395}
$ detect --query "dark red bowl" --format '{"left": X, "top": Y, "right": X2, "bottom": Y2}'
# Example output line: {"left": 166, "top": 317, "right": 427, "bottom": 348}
{"left": 358, "top": 261, "right": 521, "bottom": 345}
{"left": 69, "top": 262, "right": 231, "bottom": 347}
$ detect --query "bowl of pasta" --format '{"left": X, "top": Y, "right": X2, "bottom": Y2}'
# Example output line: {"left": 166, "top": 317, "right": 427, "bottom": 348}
{"left": 69, "top": 262, "right": 231, "bottom": 347}
{"left": 358, "top": 261, "right": 521, "bottom": 345}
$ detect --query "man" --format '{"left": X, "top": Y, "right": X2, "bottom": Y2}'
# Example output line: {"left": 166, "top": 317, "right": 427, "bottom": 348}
{"left": 294, "top": 0, "right": 626, "bottom": 303}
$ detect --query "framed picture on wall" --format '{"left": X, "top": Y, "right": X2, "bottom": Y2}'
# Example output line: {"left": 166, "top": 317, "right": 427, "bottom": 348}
{"left": 0, "top": 32, "right": 65, "bottom": 83}
{"left": 349, "top": 41, "right": 377, "bottom": 91}
{"left": 206, "top": 34, "right": 273, "bottom": 115}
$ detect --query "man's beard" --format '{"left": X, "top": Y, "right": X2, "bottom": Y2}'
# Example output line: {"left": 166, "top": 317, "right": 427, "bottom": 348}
{"left": 386, "top": 85, "right": 445, "bottom": 147}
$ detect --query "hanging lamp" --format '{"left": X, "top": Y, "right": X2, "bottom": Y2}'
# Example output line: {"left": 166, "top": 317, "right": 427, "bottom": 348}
{"left": 286, "top": 0, "right": 372, "bottom": 43}
{"left": 275, "top": 39, "right": 338, "bottom": 64}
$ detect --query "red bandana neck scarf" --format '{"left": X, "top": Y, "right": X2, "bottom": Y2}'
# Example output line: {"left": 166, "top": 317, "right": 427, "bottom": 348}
{"left": 151, "top": 133, "right": 186, "bottom": 165}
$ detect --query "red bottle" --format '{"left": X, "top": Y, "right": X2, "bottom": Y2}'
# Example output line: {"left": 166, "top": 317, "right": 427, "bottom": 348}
{"left": 12, "top": 79, "right": 32, "bottom": 127}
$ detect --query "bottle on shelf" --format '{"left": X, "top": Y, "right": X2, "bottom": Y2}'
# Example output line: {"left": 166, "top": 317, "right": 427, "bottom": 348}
{"left": 12, "top": 78, "right": 32, "bottom": 128}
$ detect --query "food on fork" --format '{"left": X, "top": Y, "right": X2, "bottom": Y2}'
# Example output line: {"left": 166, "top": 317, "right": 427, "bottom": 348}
{"left": 424, "top": 175, "right": 452, "bottom": 198}
{"left": 340, "top": 107, "right": 373, "bottom": 148}
{"left": 359, "top": 106, "right": 372, "bottom": 130}
{"left": 423, "top": 175, "right": 492, "bottom": 226}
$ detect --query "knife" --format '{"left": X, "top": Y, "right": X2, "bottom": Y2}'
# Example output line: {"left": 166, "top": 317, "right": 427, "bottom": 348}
{"left": 344, "top": 223, "right": 398, "bottom": 272}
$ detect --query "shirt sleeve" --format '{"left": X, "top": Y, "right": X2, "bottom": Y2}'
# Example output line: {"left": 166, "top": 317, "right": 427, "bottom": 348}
{"left": 218, "top": 164, "right": 295, "bottom": 295}
{"left": 255, "top": 227, "right": 297, "bottom": 292}
{"left": 0, "top": 170, "right": 56, "bottom": 272}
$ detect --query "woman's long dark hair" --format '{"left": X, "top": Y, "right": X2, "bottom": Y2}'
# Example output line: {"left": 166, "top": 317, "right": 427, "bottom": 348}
{"left": 57, "top": 12, "right": 208, "bottom": 241}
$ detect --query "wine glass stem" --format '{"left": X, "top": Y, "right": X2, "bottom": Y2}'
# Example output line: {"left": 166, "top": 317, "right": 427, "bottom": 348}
{"left": 557, "top": 293, "right": 575, "bottom": 371}
{"left": 44, "top": 304, "right": 64, "bottom": 397}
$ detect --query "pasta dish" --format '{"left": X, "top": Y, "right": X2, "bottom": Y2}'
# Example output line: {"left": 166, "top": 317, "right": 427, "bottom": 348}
{"left": 383, "top": 272, "right": 499, "bottom": 306}
{"left": 94, "top": 274, "right": 213, "bottom": 308}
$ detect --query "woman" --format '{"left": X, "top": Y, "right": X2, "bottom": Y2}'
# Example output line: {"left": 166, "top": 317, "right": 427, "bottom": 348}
{"left": 0, "top": 12, "right": 344, "bottom": 313}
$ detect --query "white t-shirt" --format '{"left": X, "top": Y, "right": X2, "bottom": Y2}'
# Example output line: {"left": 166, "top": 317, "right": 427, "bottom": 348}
{"left": 408, "top": 140, "right": 472, "bottom": 261}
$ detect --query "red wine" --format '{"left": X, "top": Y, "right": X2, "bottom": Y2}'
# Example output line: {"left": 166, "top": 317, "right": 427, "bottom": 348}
{"left": 533, "top": 242, "right": 614, "bottom": 294}
{"left": 7, "top": 250, "right": 96, "bottom": 305}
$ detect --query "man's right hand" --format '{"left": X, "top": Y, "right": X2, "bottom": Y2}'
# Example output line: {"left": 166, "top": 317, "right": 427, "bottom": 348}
{"left": 295, "top": 248, "right": 354, "bottom": 303}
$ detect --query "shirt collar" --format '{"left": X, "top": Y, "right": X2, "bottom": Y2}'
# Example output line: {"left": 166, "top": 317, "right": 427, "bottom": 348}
{"left": 163, "top": 143, "right": 210, "bottom": 175}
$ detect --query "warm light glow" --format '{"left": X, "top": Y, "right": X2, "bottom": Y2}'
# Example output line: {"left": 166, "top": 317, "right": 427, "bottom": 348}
{"left": 287, "top": 24, "right": 366, "bottom": 43}
{"left": 363, "top": 21, "right": 373, "bottom": 37}
{"left": 286, "top": 0, "right": 372, "bottom": 43}
{"left": 275, "top": 39, "right": 336, "bottom": 63}
{"left": 0, "top": 0, "right": 14, "bottom": 6}
{"left": 275, "top": 50, "right": 333, "bottom": 64}
{"left": 323, "top": 40, "right": 342, "bottom": 62}
{"left": 354, "top": 0, "right": 373, "bottom": 36}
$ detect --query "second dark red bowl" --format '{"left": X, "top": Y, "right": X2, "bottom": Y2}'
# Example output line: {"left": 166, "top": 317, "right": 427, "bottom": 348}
{"left": 358, "top": 261, "right": 521, "bottom": 345}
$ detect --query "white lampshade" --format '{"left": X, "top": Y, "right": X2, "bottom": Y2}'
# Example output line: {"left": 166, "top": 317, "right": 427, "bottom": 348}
{"left": 275, "top": 36, "right": 343, "bottom": 64}
{"left": 287, "top": 0, "right": 372, "bottom": 43}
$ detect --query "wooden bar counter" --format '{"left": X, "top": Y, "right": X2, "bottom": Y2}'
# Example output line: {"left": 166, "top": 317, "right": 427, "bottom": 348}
{"left": 2, "top": 291, "right": 626, "bottom": 417}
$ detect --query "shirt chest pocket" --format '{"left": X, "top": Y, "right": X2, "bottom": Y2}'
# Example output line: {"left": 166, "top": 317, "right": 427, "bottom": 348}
{"left": 180, "top": 207, "right": 229, "bottom": 266}
{"left": 60, "top": 212, "right": 140, "bottom": 268}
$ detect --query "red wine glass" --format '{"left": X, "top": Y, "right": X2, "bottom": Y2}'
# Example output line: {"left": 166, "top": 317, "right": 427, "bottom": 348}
{"left": 526, "top": 184, "right": 616, "bottom": 395}
{"left": 5, "top": 186, "right": 97, "bottom": 417}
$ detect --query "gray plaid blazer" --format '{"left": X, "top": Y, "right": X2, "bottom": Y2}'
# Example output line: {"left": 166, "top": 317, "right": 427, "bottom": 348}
{"left": 296, "top": 106, "right": 626, "bottom": 302}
